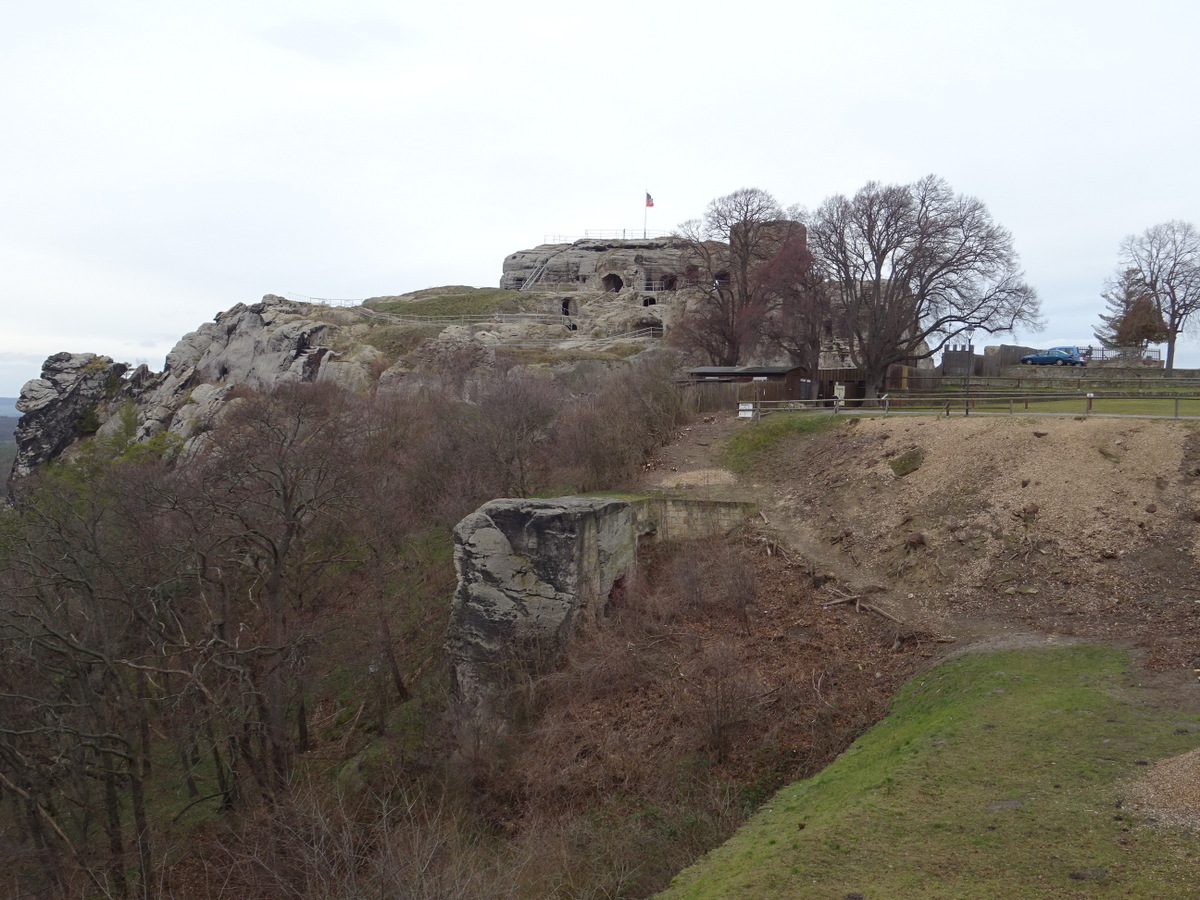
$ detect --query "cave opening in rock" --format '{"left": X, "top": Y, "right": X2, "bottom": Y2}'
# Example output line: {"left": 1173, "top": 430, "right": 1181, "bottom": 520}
{"left": 602, "top": 273, "right": 624, "bottom": 292}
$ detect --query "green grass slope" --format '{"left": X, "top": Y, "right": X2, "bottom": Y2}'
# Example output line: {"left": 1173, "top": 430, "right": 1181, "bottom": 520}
{"left": 367, "top": 287, "right": 525, "bottom": 317}
{"left": 658, "top": 644, "right": 1200, "bottom": 899}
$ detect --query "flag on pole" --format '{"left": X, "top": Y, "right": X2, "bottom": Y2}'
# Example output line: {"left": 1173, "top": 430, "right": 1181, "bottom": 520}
{"left": 645, "top": 192, "right": 654, "bottom": 207}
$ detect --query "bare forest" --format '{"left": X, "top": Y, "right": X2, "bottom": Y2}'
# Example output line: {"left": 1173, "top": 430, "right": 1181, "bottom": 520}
{"left": 0, "top": 355, "right": 918, "bottom": 900}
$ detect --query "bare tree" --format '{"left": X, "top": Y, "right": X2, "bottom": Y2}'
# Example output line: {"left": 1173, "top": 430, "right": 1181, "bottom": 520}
{"left": 0, "top": 456, "right": 185, "bottom": 899}
{"left": 188, "top": 381, "right": 369, "bottom": 794}
{"left": 808, "top": 175, "right": 1041, "bottom": 397}
{"left": 758, "top": 228, "right": 829, "bottom": 400}
{"left": 1116, "top": 220, "right": 1200, "bottom": 370}
{"left": 672, "top": 188, "right": 806, "bottom": 366}
{"left": 466, "top": 371, "right": 563, "bottom": 498}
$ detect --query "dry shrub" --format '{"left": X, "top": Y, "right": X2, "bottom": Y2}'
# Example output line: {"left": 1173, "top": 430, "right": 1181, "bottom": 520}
{"left": 510, "top": 791, "right": 743, "bottom": 900}
{"left": 554, "top": 352, "right": 692, "bottom": 491}
{"left": 537, "top": 577, "right": 673, "bottom": 706}
{"left": 657, "top": 537, "right": 759, "bottom": 631}
{"left": 464, "top": 371, "right": 563, "bottom": 497}
{"left": 193, "top": 782, "right": 530, "bottom": 900}
{"left": 677, "top": 640, "right": 764, "bottom": 763}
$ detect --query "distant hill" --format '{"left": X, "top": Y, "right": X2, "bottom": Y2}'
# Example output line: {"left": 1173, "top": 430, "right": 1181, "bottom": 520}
{"left": 0, "top": 416, "right": 16, "bottom": 442}
{"left": 0, "top": 398, "right": 18, "bottom": 418}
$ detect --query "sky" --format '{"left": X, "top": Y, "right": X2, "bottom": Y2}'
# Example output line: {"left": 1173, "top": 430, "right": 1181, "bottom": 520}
{"left": 3, "top": 0, "right": 1200, "bottom": 397}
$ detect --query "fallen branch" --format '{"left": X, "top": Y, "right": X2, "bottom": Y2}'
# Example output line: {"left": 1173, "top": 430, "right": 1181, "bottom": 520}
{"left": 822, "top": 595, "right": 863, "bottom": 607}
{"left": 811, "top": 668, "right": 834, "bottom": 709}
{"left": 858, "top": 602, "right": 904, "bottom": 624}
{"left": 825, "top": 592, "right": 905, "bottom": 624}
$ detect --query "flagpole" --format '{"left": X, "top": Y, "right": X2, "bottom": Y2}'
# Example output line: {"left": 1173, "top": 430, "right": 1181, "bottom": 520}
{"left": 644, "top": 191, "right": 648, "bottom": 239}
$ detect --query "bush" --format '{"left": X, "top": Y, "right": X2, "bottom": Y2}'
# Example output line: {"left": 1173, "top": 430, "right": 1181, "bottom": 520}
{"left": 554, "top": 353, "right": 692, "bottom": 491}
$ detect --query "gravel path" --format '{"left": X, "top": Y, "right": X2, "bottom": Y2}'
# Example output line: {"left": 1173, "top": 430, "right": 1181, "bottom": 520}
{"left": 1131, "top": 745, "right": 1200, "bottom": 828}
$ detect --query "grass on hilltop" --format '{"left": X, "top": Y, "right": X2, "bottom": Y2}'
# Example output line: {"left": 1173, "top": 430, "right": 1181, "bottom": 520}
{"left": 722, "top": 413, "right": 840, "bottom": 474}
{"left": 368, "top": 288, "right": 527, "bottom": 318}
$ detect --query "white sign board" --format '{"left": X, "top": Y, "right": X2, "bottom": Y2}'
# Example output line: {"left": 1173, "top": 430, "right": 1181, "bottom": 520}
{"left": 833, "top": 383, "right": 846, "bottom": 400}
{"left": 738, "top": 402, "right": 755, "bottom": 419}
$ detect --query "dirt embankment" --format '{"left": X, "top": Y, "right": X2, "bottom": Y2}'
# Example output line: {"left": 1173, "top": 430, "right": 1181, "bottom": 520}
{"left": 642, "top": 412, "right": 1200, "bottom": 819}
{"left": 647, "top": 413, "right": 1200, "bottom": 671}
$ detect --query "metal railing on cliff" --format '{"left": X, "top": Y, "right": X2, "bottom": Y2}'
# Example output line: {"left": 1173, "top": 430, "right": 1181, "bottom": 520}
{"left": 286, "top": 292, "right": 362, "bottom": 307}
{"left": 542, "top": 229, "right": 674, "bottom": 243}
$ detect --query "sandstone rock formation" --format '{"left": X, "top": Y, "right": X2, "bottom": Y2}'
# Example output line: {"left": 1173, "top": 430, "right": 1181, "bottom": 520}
{"left": 7, "top": 296, "right": 355, "bottom": 490}
{"left": 500, "top": 237, "right": 689, "bottom": 294}
{"left": 10, "top": 353, "right": 128, "bottom": 483}
{"left": 447, "top": 497, "right": 635, "bottom": 718}
{"left": 446, "top": 495, "right": 756, "bottom": 721}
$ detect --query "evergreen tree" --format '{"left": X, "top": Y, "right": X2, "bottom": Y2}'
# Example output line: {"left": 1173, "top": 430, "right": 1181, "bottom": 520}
{"left": 1094, "top": 269, "right": 1167, "bottom": 354}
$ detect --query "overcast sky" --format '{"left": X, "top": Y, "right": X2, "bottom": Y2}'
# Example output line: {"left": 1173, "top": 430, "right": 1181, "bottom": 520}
{"left": 3, "top": 0, "right": 1199, "bottom": 396}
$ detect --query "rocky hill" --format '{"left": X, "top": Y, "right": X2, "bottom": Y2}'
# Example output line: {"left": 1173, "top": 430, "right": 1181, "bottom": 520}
{"left": 10, "top": 279, "right": 1200, "bottom": 895}
{"left": 6, "top": 287, "right": 670, "bottom": 491}
{"left": 7, "top": 306, "right": 1200, "bottom": 896}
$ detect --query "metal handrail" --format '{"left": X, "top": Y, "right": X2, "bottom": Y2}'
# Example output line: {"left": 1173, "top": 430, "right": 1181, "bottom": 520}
{"left": 494, "top": 327, "right": 663, "bottom": 348}
{"left": 542, "top": 229, "right": 673, "bottom": 243}
{"left": 362, "top": 310, "right": 570, "bottom": 326}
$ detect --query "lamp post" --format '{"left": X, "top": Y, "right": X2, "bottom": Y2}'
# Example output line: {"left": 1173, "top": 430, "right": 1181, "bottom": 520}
{"left": 965, "top": 327, "right": 976, "bottom": 413}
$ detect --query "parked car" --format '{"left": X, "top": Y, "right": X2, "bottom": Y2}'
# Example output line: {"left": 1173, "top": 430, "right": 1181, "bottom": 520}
{"left": 1020, "top": 348, "right": 1087, "bottom": 366}
{"left": 1049, "top": 345, "right": 1091, "bottom": 361}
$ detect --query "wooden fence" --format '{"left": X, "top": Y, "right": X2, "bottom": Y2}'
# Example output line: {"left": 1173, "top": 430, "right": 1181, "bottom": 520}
{"left": 680, "top": 380, "right": 800, "bottom": 413}
{"left": 681, "top": 364, "right": 935, "bottom": 413}
{"left": 741, "top": 391, "right": 1200, "bottom": 420}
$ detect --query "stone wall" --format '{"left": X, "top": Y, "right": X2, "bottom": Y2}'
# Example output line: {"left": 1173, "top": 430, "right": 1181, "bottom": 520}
{"left": 630, "top": 497, "right": 758, "bottom": 544}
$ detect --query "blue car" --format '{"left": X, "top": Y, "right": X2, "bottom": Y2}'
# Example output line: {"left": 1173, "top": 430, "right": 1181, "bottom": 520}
{"left": 1020, "top": 348, "right": 1087, "bottom": 366}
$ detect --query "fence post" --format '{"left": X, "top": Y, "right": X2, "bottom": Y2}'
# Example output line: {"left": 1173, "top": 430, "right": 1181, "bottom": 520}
{"left": 1009, "top": 398, "right": 1014, "bottom": 415}
{"left": 1176, "top": 396, "right": 1180, "bottom": 419}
